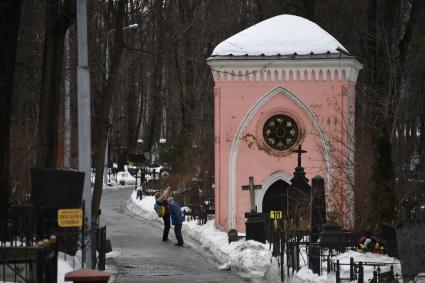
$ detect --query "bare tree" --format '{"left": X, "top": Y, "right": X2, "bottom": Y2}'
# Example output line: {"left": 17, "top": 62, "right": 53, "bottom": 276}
{"left": 36, "top": 0, "right": 75, "bottom": 168}
{"left": 0, "top": 0, "right": 22, "bottom": 222}
{"left": 92, "top": 0, "right": 128, "bottom": 218}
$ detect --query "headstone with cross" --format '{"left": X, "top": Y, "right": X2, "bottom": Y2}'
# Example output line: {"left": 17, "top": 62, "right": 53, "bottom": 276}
{"left": 288, "top": 144, "right": 311, "bottom": 231}
{"left": 242, "top": 176, "right": 262, "bottom": 213}
{"left": 294, "top": 144, "right": 306, "bottom": 167}
{"left": 243, "top": 176, "right": 266, "bottom": 243}
{"left": 289, "top": 144, "right": 310, "bottom": 193}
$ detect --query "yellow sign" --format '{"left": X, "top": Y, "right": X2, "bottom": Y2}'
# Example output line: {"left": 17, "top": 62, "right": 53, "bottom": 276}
{"left": 269, "top": 211, "right": 282, "bottom": 219}
{"left": 58, "top": 209, "right": 83, "bottom": 227}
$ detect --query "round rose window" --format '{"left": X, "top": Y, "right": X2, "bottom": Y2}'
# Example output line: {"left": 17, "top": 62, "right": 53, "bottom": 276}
{"left": 263, "top": 114, "right": 299, "bottom": 150}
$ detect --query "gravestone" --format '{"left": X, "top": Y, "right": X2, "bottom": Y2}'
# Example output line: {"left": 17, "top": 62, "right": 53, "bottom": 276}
{"left": 242, "top": 176, "right": 262, "bottom": 213}
{"left": 381, "top": 223, "right": 398, "bottom": 257}
{"left": 311, "top": 175, "right": 326, "bottom": 241}
{"left": 287, "top": 145, "right": 311, "bottom": 230}
{"left": 320, "top": 222, "right": 344, "bottom": 250}
{"left": 243, "top": 177, "right": 265, "bottom": 243}
{"left": 31, "top": 168, "right": 85, "bottom": 255}
{"left": 245, "top": 212, "right": 266, "bottom": 244}
{"left": 31, "top": 168, "right": 85, "bottom": 209}
{"left": 396, "top": 206, "right": 425, "bottom": 282}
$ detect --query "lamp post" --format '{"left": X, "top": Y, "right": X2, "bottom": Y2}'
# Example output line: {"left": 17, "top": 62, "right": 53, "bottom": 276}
{"left": 104, "top": 23, "right": 139, "bottom": 186}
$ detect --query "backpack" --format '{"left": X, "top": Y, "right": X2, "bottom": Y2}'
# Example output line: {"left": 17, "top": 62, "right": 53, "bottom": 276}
{"left": 154, "top": 203, "right": 165, "bottom": 217}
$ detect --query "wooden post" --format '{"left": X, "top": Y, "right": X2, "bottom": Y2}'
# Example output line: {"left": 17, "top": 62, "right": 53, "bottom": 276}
{"left": 350, "top": 257, "right": 354, "bottom": 280}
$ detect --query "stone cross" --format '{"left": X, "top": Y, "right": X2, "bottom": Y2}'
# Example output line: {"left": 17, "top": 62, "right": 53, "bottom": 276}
{"left": 242, "top": 176, "right": 262, "bottom": 213}
{"left": 293, "top": 144, "right": 307, "bottom": 167}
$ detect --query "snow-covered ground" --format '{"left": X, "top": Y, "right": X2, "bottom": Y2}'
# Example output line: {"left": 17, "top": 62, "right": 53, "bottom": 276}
{"left": 54, "top": 172, "right": 404, "bottom": 282}
{"left": 56, "top": 251, "right": 82, "bottom": 283}
{"left": 91, "top": 165, "right": 164, "bottom": 190}
{"left": 128, "top": 191, "right": 403, "bottom": 282}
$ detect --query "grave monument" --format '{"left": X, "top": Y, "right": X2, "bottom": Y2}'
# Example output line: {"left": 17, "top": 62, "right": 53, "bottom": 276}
{"left": 207, "top": 14, "right": 362, "bottom": 232}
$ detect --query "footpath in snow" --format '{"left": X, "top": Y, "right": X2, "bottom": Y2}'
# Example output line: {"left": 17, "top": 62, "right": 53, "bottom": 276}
{"left": 127, "top": 190, "right": 402, "bottom": 282}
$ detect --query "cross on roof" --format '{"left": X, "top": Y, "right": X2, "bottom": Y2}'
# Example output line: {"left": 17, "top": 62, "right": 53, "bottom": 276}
{"left": 293, "top": 144, "right": 307, "bottom": 167}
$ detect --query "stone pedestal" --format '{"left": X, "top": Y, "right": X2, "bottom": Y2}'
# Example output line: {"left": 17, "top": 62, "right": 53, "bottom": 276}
{"left": 245, "top": 212, "right": 266, "bottom": 244}
{"left": 320, "top": 222, "right": 343, "bottom": 250}
{"left": 311, "top": 175, "right": 326, "bottom": 241}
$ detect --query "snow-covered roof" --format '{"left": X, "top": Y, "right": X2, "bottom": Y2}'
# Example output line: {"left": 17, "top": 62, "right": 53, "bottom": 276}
{"left": 212, "top": 15, "right": 348, "bottom": 57}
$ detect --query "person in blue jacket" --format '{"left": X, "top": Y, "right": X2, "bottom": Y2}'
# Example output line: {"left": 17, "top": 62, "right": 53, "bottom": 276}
{"left": 167, "top": 196, "right": 184, "bottom": 246}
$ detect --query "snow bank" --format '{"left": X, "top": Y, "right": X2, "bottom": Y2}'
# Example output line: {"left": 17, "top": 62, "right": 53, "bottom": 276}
{"left": 128, "top": 191, "right": 403, "bottom": 282}
{"left": 57, "top": 258, "right": 73, "bottom": 283}
{"left": 128, "top": 191, "right": 272, "bottom": 278}
{"left": 334, "top": 250, "right": 401, "bottom": 281}
{"left": 286, "top": 250, "right": 401, "bottom": 283}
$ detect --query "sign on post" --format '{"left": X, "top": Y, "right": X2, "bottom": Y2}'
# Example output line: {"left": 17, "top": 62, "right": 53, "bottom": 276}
{"left": 270, "top": 211, "right": 282, "bottom": 219}
{"left": 58, "top": 208, "right": 83, "bottom": 227}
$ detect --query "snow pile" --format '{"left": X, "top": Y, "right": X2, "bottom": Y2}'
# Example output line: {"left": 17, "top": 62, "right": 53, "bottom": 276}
{"left": 287, "top": 250, "right": 401, "bottom": 283}
{"left": 128, "top": 191, "right": 403, "bottom": 282}
{"left": 128, "top": 190, "right": 157, "bottom": 220}
{"left": 128, "top": 192, "right": 272, "bottom": 278}
{"left": 116, "top": 171, "right": 136, "bottom": 185}
{"left": 185, "top": 221, "right": 272, "bottom": 277}
{"left": 334, "top": 251, "right": 401, "bottom": 280}
{"left": 212, "top": 14, "right": 347, "bottom": 56}
{"left": 57, "top": 258, "right": 73, "bottom": 283}
{"left": 291, "top": 267, "right": 334, "bottom": 283}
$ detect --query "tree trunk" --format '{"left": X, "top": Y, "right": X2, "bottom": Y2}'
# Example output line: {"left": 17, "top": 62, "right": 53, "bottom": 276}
{"left": 36, "top": 0, "right": 74, "bottom": 168}
{"left": 142, "top": 0, "right": 164, "bottom": 154}
{"left": 0, "top": 0, "right": 22, "bottom": 222}
{"left": 302, "top": 0, "right": 315, "bottom": 20}
{"left": 92, "top": 0, "right": 127, "bottom": 218}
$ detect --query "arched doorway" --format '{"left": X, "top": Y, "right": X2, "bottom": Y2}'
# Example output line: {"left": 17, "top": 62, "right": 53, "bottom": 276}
{"left": 262, "top": 180, "right": 290, "bottom": 214}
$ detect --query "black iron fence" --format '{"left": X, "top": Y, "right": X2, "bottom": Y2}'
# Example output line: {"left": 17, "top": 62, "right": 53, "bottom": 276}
{"left": 327, "top": 259, "right": 408, "bottom": 283}
{"left": 0, "top": 236, "right": 58, "bottom": 283}
{"left": 0, "top": 204, "right": 109, "bottom": 282}
{"left": 273, "top": 231, "right": 405, "bottom": 283}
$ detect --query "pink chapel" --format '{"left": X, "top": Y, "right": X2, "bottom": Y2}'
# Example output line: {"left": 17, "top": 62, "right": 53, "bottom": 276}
{"left": 206, "top": 15, "right": 363, "bottom": 232}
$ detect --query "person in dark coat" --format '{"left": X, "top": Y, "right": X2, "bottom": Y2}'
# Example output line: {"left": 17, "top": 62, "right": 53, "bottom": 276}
{"left": 154, "top": 186, "right": 172, "bottom": 241}
{"left": 167, "top": 197, "right": 184, "bottom": 246}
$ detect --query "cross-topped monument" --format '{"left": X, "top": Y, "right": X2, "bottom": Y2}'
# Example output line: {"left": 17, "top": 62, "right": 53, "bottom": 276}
{"left": 242, "top": 176, "right": 262, "bottom": 213}
{"left": 293, "top": 144, "right": 307, "bottom": 168}
{"left": 290, "top": 143, "right": 310, "bottom": 194}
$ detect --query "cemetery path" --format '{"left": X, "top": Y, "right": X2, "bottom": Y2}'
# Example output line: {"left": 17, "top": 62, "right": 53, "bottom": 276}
{"left": 100, "top": 187, "right": 251, "bottom": 283}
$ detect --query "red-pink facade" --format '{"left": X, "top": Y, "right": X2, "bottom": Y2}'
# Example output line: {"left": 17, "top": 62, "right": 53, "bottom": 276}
{"left": 208, "top": 57, "right": 362, "bottom": 232}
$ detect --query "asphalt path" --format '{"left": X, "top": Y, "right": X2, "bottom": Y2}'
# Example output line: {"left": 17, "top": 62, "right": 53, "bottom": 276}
{"left": 100, "top": 187, "right": 252, "bottom": 283}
